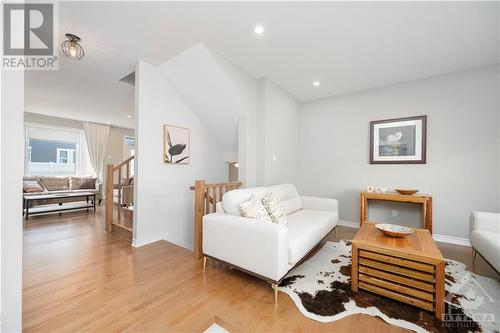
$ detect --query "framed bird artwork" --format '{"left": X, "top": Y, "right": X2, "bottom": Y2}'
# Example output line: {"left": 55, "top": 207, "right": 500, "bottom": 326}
{"left": 163, "top": 124, "right": 190, "bottom": 164}
{"left": 370, "top": 115, "right": 427, "bottom": 164}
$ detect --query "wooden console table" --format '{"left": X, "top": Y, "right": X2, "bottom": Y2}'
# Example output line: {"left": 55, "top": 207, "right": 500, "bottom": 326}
{"left": 360, "top": 191, "right": 433, "bottom": 233}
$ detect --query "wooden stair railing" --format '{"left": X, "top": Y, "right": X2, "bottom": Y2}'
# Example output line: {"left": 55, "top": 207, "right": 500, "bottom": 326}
{"left": 105, "top": 155, "right": 134, "bottom": 234}
{"left": 190, "top": 180, "right": 242, "bottom": 258}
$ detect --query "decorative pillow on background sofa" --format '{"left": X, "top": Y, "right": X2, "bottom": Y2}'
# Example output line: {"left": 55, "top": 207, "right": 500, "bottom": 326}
{"left": 23, "top": 180, "right": 45, "bottom": 193}
{"left": 70, "top": 177, "right": 97, "bottom": 190}
{"left": 79, "top": 177, "right": 97, "bottom": 189}
{"left": 39, "top": 176, "right": 69, "bottom": 191}
{"left": 262, "top": 192, "right": 288, "bottom": 224}
{"left": 239, "top": 194, "right": 273, "bottom": 223}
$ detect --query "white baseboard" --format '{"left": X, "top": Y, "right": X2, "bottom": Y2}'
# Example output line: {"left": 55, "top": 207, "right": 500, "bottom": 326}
{"left": 337, "top": 219, "right": 471, "bottom": 247}
{"left": 338, "top": 220, "right": 360, "bottom": 229}
{"left": 432, "top": 234, "right": 471, "bottom": 247}
{"left": 163, "top": 235, "right": 193, "bottom": 251}
{"left": 132, "top": 232, "right": 194, "bottom": 250}
{"left": 132, "top": 232, "right": 168, "bottom": 248}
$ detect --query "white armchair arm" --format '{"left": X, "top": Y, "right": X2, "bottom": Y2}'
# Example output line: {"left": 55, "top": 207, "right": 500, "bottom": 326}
{"left": 203, "top": 213, "right": 289, "bottom": 282}
{"left": 470, "top": 211, "right": 500, "bottom": 233}
{"left": 301, "top": 196, "right": 338, "bottom": 213}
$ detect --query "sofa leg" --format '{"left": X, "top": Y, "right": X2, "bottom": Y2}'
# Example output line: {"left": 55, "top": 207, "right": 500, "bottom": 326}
{"left": 271, "top": 283, "right": 278, "bottom": 306}
{"left": 203, "top": 256, "right": 207, "bottom": 272}
{"left": 472, "top": 248, "right": 477, "bottom": 262}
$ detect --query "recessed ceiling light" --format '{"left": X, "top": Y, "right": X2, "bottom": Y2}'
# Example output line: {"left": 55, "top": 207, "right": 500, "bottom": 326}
{"left": 127, "top": 115, "right": 132, "bottom": 119}
{"left": 254, "top": 25, "right": 265, "bottom": 35}
{"left": 106, "top": 122, "right": 111, "bottom": 125}
{"left": 313, "top": 81, "right": 320, "bottom": 87}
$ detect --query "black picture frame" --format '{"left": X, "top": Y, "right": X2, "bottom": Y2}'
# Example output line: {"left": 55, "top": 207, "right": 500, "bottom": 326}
{"left": 370, "top": 115, "right": 427, "bottom": 164}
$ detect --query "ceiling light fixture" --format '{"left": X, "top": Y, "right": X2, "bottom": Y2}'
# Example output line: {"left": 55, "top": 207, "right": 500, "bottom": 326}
{"left": 61, "top": 33, "right": 84, "bottom": 60}
{"left": 254, "top": 25, "right": 265, "bottom": 35}
{"left": 127, "top": 115, "right": 132, "bottom": 119}
{"left": 313, "top": 81, "right": 321, "bottom": 87}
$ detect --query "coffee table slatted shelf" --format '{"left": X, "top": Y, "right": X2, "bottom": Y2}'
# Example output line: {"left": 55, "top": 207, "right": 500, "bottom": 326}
{"left": 351, "top": 223, "right": 445, "bottom": 319}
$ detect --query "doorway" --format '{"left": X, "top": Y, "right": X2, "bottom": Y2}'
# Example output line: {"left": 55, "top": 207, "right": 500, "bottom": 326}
{"left": 227, "top": 161, "right": 238, "bottom": 182}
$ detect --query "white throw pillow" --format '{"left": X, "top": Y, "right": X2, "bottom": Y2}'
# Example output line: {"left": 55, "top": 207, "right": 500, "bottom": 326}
{"left": 262, "top": 192, "right": 288, "bottom": 225}
{"left": 239, "top": 194, "right": 273, "bottom": 223}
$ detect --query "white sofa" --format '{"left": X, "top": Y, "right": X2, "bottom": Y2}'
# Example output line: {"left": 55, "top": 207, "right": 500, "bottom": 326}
{"left": 470, "top": 211, "right": 500, "bottom": 273}
{"left": 202, "top": 184, "right": 339, "bottom": 295}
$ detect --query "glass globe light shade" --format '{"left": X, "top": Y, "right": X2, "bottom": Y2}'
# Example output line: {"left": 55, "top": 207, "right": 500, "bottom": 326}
{"left": 61, "top": 34, "right": 84, "bottom": 60}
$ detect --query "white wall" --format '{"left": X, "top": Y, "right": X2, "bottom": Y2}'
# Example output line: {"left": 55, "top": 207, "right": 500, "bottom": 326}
{"left": 298, "top": 65, "right": 500, "bottom": 239}
{"left": 208, "top": 47, "right": 259, "bottom": 187}
{"left": 160, "top": 43, "right": 259, "bottom": 187}
{"left": 159, "top": 44, "right": 243, "bottom": 152}
{"left": 134, "top": 60, "right": 226, "bottom": 248}
{"left": 257, "top": 78, "right": 300, "bottom": 186}
{"left": 1, "top": 70, "right": 24, "bottom": 332}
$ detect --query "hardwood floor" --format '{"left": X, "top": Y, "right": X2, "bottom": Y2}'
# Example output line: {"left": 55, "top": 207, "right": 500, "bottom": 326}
{"left": 23, "top": 205, "right": 499, "bottom": 333}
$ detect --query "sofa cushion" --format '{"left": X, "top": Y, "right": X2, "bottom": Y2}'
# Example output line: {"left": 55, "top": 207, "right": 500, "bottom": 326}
{"left": 288, "top": 209, "right": 338, "bottom": 238}
{"left": 23, "top": 180, "right": 45, "bottom": 193}
{"left": 470, "top": 230, "right": 500, "bottom": 272}
{"left": 39, "top": 176, "right": 69, "bottom": 191}
{"left": 286, "top": 213, "right": 323, "bottom": 265}
{"left": 222, "top": 187, "right": 268, "bottom": 216}
{"left": 262, "top": 192, "right": 288, "bottom": 224}
{"left": 267, "top": 184, "right": 302, "bottom": 215}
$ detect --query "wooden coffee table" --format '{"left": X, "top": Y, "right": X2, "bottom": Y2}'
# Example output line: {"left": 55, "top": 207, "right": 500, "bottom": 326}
{"left": 351, "top": 222, "right": 445, "bottom": 319}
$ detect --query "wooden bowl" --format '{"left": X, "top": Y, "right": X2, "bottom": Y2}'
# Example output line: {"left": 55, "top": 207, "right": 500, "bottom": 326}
{"left": 395, "top": 188, "right": 419, "bottom": 195}
{"left": 375, "top": 223, "right": 414, "bottom": 238}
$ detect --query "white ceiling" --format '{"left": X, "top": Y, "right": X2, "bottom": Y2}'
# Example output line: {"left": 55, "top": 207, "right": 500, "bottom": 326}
{"left": 25, "top": 1, "right": 499, "bottom": 128}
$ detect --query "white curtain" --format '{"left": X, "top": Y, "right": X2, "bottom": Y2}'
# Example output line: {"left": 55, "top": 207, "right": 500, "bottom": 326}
{"left": 83, "top": 122, "right": 110, "bottom": 181}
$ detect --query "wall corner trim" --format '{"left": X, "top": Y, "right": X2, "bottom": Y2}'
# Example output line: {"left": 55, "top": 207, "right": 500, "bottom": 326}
{"left": 162, "top": 236, "right": 193, "bottom": 252}
{"left": 338, "top": 220, "right": 360, "bottom": 229}
{"left": 132, "top": 232, "right": 169, "bottom": 248}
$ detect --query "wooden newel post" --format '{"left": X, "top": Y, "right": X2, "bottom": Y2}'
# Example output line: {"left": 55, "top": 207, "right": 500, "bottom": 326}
{"left": 194, "top": 180, "right": 206, "bottom": 259}
{"left": 105, "top": 164, "right": 114, "bottom": 232}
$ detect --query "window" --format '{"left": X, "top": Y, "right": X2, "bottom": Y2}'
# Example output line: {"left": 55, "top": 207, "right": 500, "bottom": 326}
{"left": 56, "top": 148, "right": 76, "bottom": 164}
{"left": 124, "top": 136, "right": 135, "bottom": 146}
{"left": 123, "top": 136, "right": 135, "bottom": 176}
{"left": 25, "top": 124, "right": 91, "bottom": 176}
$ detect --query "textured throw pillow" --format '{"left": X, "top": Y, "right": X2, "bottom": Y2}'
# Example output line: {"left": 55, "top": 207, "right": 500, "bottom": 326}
{"left": 69, "top": 177, "right": 84, "bottom": 190}
{"left": 262, "top": 192, "right": 288, "bottom": 224}
{"left": 79, "top": 177, "right": 97, "bottom": 190}
{"left": 23, "top": 180, "right": 44, "bottom": 193}
{"left": 69, "top": 177, "right": 97, "bottom": 190}
{"left": 239, "top": 194, "right": 272, "bottom": 223}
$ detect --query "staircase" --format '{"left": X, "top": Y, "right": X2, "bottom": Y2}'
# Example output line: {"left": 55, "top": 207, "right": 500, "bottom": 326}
{"left": 105, "top": 156, "right": 134, "bottom": 239}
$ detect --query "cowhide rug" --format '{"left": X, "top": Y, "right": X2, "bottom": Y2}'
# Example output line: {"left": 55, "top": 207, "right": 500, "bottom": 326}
{"left": 278, "top": 240, "right": 500, "bottom": 333}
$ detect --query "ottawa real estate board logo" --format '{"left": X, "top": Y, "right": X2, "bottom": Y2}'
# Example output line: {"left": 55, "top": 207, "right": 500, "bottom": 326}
{"left": 3, "top": 2, "right": 58, "bottom": 70}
